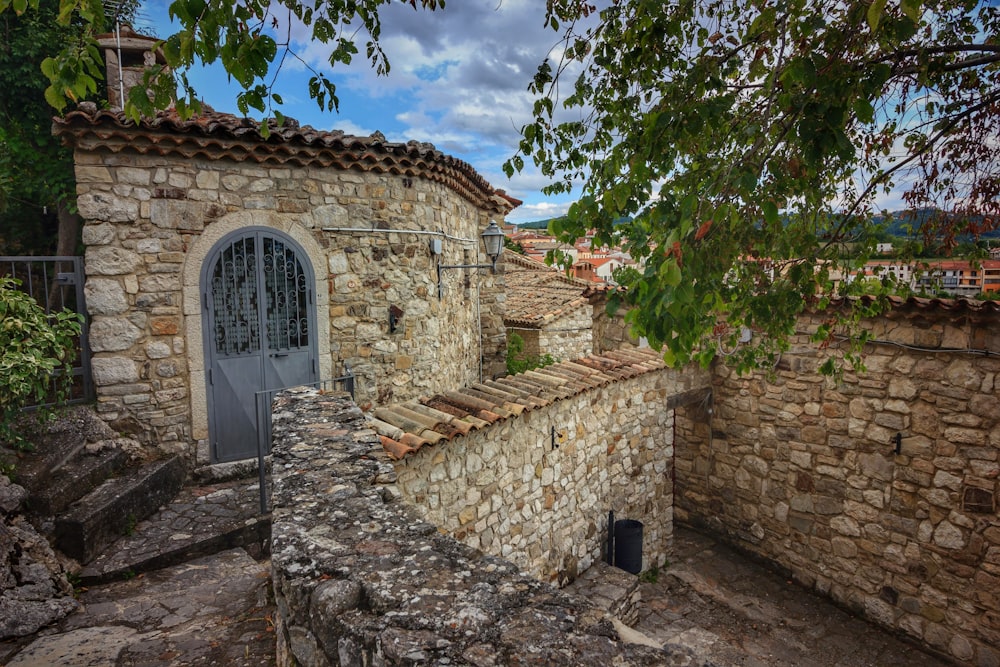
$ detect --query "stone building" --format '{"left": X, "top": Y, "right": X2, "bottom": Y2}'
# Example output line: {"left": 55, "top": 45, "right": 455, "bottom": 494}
{"left": 504, "top": 252, "right": 595, "bottom": 362}
{"left": 503, "top": 252, "right": 643, "bottom": 362}
{"left": 53, "top": 36, "right": 517, "bottom": 465}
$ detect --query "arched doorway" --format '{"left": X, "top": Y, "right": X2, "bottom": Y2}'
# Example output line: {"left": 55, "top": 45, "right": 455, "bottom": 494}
{"left": 201, "top": 228, "right": 318, "bottom": 462}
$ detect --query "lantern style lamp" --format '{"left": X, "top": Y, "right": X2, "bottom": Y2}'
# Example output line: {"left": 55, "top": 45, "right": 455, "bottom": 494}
{"left": 437, "top": 220, "right": 505, "bottom": 299}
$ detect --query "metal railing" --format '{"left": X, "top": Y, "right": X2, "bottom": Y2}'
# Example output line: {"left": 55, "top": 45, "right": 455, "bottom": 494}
{"left": 1, "top": 256, "right": 94, "bottom": 407}
{"left": 252, "top": 367, "right": 356, "bottom": 513}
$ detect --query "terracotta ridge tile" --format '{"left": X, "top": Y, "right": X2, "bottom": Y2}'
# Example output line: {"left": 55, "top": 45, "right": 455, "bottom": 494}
{"left": 404, "top": 402, "right": 475, "bottom": 435}
{"left": 372, "top": 407, "right": 446, "bottom": 443}
{"left": 506, "top": 375, "right": 569, "bottom": 401}
{"left": 471, "top": 383, "right": 536, "bottom": 411}
{"left": 461, "top": 388, "right": 526, "bottom": 416}
{"left": 542, "top": 365, "right": 603, "bottom": 389}
{"left": 483, "top": 380, "right": 551, "bottom": 408}
{"left": 425, "top": 398, "right": 492, "bottom": 429}
{"left": 441, "top": 391, "right": 514, "bottom": 419}
{"left": 399, "top": 432, "right": 431, "bottom": 450}
{"left": 367, "top": 417, "right": 404, "bottom": 441}
{"left": 562, "top": 361, "right": 616, "bottom": 385}
{"left": 380, "top": 436, "right": 414, "bottom": 461}
{"left": 394, "top": 405, "right": 467, "bottom": 441}
{"left": 532, "top": 368, "right": 591, "bottom": 394}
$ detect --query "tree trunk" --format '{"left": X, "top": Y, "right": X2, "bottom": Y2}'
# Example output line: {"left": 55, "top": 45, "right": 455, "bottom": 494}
{"left": 46, "top": 202, "right": 81, "bottom": 310}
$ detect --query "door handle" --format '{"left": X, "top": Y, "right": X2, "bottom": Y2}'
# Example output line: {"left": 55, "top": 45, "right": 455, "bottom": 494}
{"left": 271, "top": 352, "right": 289, "bottom": 358}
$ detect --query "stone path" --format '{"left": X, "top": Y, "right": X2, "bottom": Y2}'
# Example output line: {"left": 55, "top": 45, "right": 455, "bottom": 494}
{"left": 633, "top": 527, "right": 950, "bottom": 667}
{"left": 5, "top": 549, "right": 275, "bottom": 666}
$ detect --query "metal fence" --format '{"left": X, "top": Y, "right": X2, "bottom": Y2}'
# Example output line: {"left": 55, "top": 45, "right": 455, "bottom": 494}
{"left": 253, "top": 368, "right": 356, "bottom": 513}
{"left": 0, "top": 256, "right": 94, "bottom": 407}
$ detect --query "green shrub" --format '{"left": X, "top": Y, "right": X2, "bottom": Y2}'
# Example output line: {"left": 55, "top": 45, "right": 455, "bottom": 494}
{"left": 0, "top": 277, "right": 81, "bottom": 449}
{"left": 506, "top": 332, "right": 557, "bottom": 375}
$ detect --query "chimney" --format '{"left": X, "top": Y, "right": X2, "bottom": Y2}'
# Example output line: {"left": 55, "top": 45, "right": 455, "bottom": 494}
{"left": 95, "top": 25, "right": 166, "bottom": 112}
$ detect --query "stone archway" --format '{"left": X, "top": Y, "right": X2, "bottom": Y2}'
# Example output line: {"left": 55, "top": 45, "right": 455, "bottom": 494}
{"left": 182, "top": 213, "right": 331, "bottom": 464}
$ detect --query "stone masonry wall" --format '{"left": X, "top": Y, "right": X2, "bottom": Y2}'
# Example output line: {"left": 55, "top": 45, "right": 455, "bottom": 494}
{"left": 269, "top": 387, "right": 703, "bottom": 667}
{"left": 74, "top": 148, "right": 506, "bottom": 462}
{"left": 538, "top": 304, "right": 594, "bottom": 363}
{"left": 593, "top": 303, "right": 642, "bottom": 354}
{"left": 674, "top": 305, "right": 1000, "bottom": 666}
{"left": 392, "top": 366, "right": 711, "bottom": 586}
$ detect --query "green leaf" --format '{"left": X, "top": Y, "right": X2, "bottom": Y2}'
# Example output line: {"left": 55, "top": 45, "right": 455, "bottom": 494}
{"left": 900, "top": 0, "right": 921, "bottom": 22}
{"left": 867, "top": 0, "right": 887, "bottom": 31}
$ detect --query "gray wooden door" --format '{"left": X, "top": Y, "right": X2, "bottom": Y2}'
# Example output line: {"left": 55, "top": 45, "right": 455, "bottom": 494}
{"left": 202, "top": 229, "right": 317, "bottom": 463}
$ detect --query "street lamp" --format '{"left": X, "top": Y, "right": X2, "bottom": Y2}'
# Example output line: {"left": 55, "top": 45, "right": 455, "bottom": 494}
{"left": 437, "top": 220, "right": 505, "bottom": 299}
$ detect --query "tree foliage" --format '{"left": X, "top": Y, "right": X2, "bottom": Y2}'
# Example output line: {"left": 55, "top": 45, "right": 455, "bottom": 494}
{"left": 0, "top": 0, "right": 136, "bottom": 255}
{"left": 507, "top": 0, "right": 999, "bottom": 373}
{"left": 0, "top": 0, "right": 80, "bottom": 253}
{"left": 0, "top": 0, "right": 444, "bottom": 123}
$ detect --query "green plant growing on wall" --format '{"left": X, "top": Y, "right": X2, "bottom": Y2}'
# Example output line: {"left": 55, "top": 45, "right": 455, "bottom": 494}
{"left": 0, "top": 277, "right": 81, "bottom": 450}
{"left": 506, "top": 332, "right": 557, "bottom": 376}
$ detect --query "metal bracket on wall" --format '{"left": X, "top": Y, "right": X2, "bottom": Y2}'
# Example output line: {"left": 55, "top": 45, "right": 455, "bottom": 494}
{"left": 551, "top": 426, "right": 568, "bottom": 451}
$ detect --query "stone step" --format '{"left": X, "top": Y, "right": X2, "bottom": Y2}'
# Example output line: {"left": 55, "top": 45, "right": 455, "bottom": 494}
{"left": 54, "top": 457, "right": 186, "bottom": 564}
{"left": 79, "top": 516, "right": 270, "bottom": 586}
{"left": 78, "top": 478, "right": 271, "bottom": 586}
{"left": 27, "top": 447, "right": 128, "bottom": 516}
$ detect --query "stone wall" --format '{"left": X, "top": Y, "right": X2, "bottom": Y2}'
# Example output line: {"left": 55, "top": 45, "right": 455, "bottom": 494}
{"left": 392, "top": 366, "right": 710, "bottom": 586}
{"left": 674, "top": 303, "right": 1000, "bottom": 666}
{"left": 537, "top": 303, "right": 594, "bottom": 363}
{"left": 269, "top": 387, "right": 699, "bottom": 666}
{"left": 67, "top": 124, "right": 509, "bottom": 463}
{"left": 593, "top": 303, "right": 643, "bottom": 354}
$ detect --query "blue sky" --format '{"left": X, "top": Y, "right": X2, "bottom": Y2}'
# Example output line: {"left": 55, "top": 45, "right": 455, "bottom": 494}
{"left": 138, "top": 0, "right": 573, "bottom": 224}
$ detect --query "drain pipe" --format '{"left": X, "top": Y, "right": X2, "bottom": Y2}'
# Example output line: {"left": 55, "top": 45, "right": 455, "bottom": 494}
{"left": 607, "top": 510, "right": 615, "bottom": 566}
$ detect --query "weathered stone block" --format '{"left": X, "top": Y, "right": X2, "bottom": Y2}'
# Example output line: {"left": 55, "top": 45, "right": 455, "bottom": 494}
{"left": 91, "top": 358, "right": 139, "bottom": 386}
{"left": 85, "top": 247, "right": 142, "bottom": 275}
{"left": 89, "top": 318, "right": 143, "bottom": 352}
{"left": 84, "top": 278, "right": 128, "bottom": 315}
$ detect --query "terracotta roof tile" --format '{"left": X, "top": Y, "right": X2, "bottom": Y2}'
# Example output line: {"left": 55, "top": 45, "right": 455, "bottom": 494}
{"left": 504, "top": 253, "right": 593, "bottom": 328}
{"left": 482, "top": 379, "right": 551, "bottom": 409}
{"left": 369, "top": 348, "right": 667, "bottom": 460}
{"left": 380, "top": 436, "right": 415, "bottom": 461}
{"left": 825, "top": 295, "right": 1000, "bottom": 315}
{"left": 52, "top": 103, "right": 515, "bottom": 215}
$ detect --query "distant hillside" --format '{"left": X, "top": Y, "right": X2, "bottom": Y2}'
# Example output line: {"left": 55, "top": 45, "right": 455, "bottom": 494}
{"left": 875, "top": 209, "right": 1000, "bottom": 240}
{"left": 515, "top": 218, "right": 555, "bottom": 230}
{"left": 516, "top": 209, "right": 999, "bottom": 240}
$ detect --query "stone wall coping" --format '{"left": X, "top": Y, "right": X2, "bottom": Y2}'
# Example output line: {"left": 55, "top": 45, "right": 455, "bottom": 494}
{"left": 269, "top": 387, "right": 686, "bottom": 666}
{"left": 369, "top": 348, "right": 668, "bottom": 460}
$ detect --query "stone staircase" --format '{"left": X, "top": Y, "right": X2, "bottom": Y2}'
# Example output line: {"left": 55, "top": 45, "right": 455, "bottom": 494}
{"left": 11, "top": 407, "right": 270, "bottom": 584}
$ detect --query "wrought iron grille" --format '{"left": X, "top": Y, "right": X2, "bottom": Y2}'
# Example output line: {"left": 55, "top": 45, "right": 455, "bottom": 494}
{"left": 262, "top": 236, "right": 309, "bottom": 351}
{"left": 210, "top": 236, "right": 261, "bottom": 356}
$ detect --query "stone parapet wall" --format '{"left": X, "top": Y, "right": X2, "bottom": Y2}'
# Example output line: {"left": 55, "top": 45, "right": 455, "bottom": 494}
{"left": 674, "top": 305, "right": 1000, "bottom": 666}
{"left": 392, "top": 366, "right": 710, "bottom": 586}
{"left": 269, "top": 387, "right": 695, "bottom": 666}
{"left": 537, "top": 304, "right": 594, "bottom": 363}
{"left": 593, "top": 303, "right": 642, "bottom": 353}
{"left": 73, "top": 147, "right": 506, "bottom": 461}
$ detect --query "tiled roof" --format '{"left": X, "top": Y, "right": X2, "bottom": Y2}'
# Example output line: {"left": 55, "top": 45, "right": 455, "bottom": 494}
{"left": 504, "top": 253, "right": 593, "bottom": 327}
{"left": 826, "top": 294, "right": 1000, "bottom": 315}
{"left": 52, "top": 102, "right": 515, "bottom": 215}
{"left": 368, "top": 348, "right": 665, "bottom": 460}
